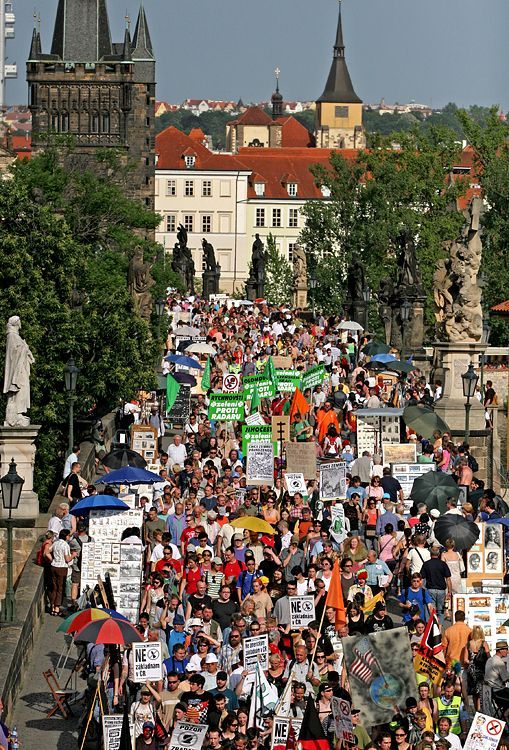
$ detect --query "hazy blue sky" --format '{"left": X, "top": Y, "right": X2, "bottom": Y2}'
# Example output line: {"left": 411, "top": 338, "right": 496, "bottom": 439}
{"left": 10, "top": 0, "right": 509, "bottom": 110}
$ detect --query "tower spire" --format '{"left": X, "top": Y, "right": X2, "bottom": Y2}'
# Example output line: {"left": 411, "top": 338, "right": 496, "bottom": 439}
{"left": 51, "top": 0, "right": 113, "bottom": 61}
{"left": 132, "top": 0, "right": 154, "bottom": 60}
{"left": 271, "top": 66, "right": 283, "bottom": 119}
{"left": 317, "top": 0, "right": 361, "bottom": 104}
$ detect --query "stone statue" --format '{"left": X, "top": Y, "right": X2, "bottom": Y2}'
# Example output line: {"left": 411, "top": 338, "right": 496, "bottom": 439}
{"left": 128, "top": 246, "right": 155, "bottom": 320}
{"left": 177, "top": 223, "right": 188, "bottom": 250}
{"left": 292, "top": 245, "right": 307, "bottom": 288}
{"left": 251, "top": 234, "right": 266, "bottom": 285}
{"left": 202, "top": 238, "right": 218, "bottom": 272}
{"left": 434, "top": 197, "right": 483, "bottom": 342}
{"left": 398, "top": 229, "right": 422, "bottom": 289}
{"left": 3, "top": 316, "right": 35, "bottom": 427}
{"left": 378, "top": 277, "right": 394, "bottom": 345}
{"left": 171, "top": 225, "right": 195, "bottom": 293}
{"left": 346, "top": 257, "right": 365, "bottom": 303}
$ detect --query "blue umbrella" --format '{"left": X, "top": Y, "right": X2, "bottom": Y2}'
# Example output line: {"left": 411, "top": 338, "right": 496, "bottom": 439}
{"left": 70, "top": 494, "right": 130, "bottom": 516}
{"left": 486, "top": 517, "right": 509, "bottom": 528}
{"left": 164, "top": 354, "right": 203, "bottom": 370}
{"left": 96, "top": 466, "right": 163, "bottom": 485}
{"left": 370, "top": 353, "right": 397, "bottom": 364}
{"left": 100, "top": 608, "right": 130, "bottom": 621}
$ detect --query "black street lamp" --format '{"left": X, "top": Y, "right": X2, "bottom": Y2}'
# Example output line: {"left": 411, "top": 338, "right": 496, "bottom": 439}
{"left": 0, "top": 459, "right": 24, "bottom": 623}
{"left": 461, "top": 362, "right": 479, "bottom": 442}
{"left": 308, "top": 273, "right": 318, "bottom": 319}
{"left": 400, "top": 299, "right": 411, "bottom": 360}
{"left": 64, "top": 357, "right": 80, "bottom": 456}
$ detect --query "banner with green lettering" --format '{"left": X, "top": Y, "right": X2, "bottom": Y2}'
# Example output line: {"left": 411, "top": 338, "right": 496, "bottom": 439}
{"left": 275, "top": 370, "right": 302, "bottom": 393}
{"left": 301, "top": 364, "right": 326, "bottom": 391}
{"left": 243, "top": 375, "right": 276, "bottom": 400}
{"left": 242, "top": 424, "right": 278, "bottom": 457}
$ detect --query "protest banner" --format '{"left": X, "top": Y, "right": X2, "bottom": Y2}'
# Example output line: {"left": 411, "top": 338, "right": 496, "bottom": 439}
{"left": 463, "top": 712, "right": 505, "bottom": 750}
{"left": 330, "top": 503, "right": 348, "bottom": 544}
{"left": 284, "top": 472, "right": 307, "bottom": 496}
{"left": 285, "top": 441, "right": 317, "bottom": 480}
{"left": 133, "top": 641, "right": 163, "bottom": 682}
{"left": 169, "top": 722, "right": 208, "bottom": 750}
{"left": 243, "top": 374, "right": 276, "bottom": 399}
{"left": 245, "top": 411, "right": 265, "bottom": 426}
{"left": 289, "top": 595, "right": 316, "bottom": 628}
{"left": 319, "top": 461, "right": 347, "bottom": 499}
{"left": 222, "top": 373, "right": 241, "bottom": 393}
{"left": 247, "top": 441, "right": 275, "bottom": 486}
{"left": 275, "top": 370, "right": 301, "bottom": 393}
{"left": 331, "top": 697, "right": 355, "bottom": 743}
{"left": 413, "top": 649, "right": 446, "bottom": 686}
{"left": 272, "top": 415, "right": 290, "bottom": 444}
{"left": 208, "top": 392, "right": 245, "bottom": 421}
{"left": 271, "top": 717, "right": 303, "bottom": 750}
{"left": 243, "top": 633, "right": 269, "bottom": 671}
{"left": 242, "top": 424, "right": 277, "bottom": 456}
{"left": 272, "top": 355, "right": 293, "bottom": 369}
{"left": 103, "top": 715, "right": 134, "bottom": 750}
{"left": 301, "top": 364, "right": 326, "bottom": 391}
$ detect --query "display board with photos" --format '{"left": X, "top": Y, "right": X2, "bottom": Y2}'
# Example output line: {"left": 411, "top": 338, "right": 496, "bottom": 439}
{"left": 356, "top": 410, "right": 401, "bottom": 455}
{"left": 465, "top": 521, "right": 505, "bottom": 590}
{"left": 88, "top": 509, "right": 144, "bottom": 542}
{"left": 453, "top": 592, "right": 509, "bottom": 650}
{"left": 131, "top": 424, "right": 158, "bottom": 462}
{"left": 80, "top": 541, "right": 143, "bottom": 623}
{"left": 391, "top": 462, "right": 436, "bottom": 512}
{"left": 382, "top": 442, "right": 416, "bottom": 466}
{"left": 167, "top": 384, "right": 191, "bottom": 426}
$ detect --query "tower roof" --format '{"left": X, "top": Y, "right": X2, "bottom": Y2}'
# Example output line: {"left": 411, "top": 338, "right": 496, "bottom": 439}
{"left": 132, "top": 2, "right": 154, "bottom": 60}
{"left": 50, "top": 0, "right": 113, "bottom": 61}
{"left": 28, "top": 27, "right": 42, "bottom": 61}
{"left": 317, "top": 1, "right": 362, "bottom": 104}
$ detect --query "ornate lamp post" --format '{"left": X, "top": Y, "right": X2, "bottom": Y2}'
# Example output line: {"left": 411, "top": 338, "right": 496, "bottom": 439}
{"left": 0, "top": 459, "right": 24, "bottom": 623}
{"left": 64, "top": 357, "right": 79, "bottom": 456}
{"left": 308, "top": 273, "right": 318, "bottom": 319}
{"left": 400, "top": 299, "right": 411, "bottom": 361}
{"left": 461, "top": 362, "right": 479, "bottom": 443}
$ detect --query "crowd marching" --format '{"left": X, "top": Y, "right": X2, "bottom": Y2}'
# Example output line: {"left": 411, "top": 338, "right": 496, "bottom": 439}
{"left": 36, "top": 295, "right": 507, "bottom": 750}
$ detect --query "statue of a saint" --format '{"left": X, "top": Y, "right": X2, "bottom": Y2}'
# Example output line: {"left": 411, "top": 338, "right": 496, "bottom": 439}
{"left": 292, "top": 245, "right": 307, "bottom": 288}
{"left": 346, "top": 257, "right": 365, "bottom": 303}
{"left": 128, "top": 246, "right": 154, "bottom": 320}
{"left": 3, "top": 316, "right": 35, "bottom": 427}
{"left": 202, "top": 238, "right": 218, "bottom": 273}
{"left": 251, "top": 234, "right": 265, "bottom": 284}
{"left": 177, "top": 224, "right": 188, "bottom": 249}
{"left": 398, "top": 229, "right": 421, "bottom": 289}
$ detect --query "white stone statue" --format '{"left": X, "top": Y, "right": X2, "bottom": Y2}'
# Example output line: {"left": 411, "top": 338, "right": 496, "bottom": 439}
{"left": 3, "top": 316, "right": 34, "bottom": 427}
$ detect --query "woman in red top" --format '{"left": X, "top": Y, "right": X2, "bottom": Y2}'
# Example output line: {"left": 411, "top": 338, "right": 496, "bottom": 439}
{"left": 179, "top": 554, "right": 201, "bottom": 599}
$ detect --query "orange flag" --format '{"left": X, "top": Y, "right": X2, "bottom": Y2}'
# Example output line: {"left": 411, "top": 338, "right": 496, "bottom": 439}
{"left": 289, "top": 387, "right": 310, "bottom": 423}
{"left": 325, "top": 559, "right": 346, "bottom": 629}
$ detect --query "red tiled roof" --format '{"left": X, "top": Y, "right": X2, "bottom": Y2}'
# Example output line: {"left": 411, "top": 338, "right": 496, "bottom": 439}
{"left": 233, "top": 106, "right": 272, "bottom": 126}
{"left": 188, "top": 128, "right": 206, "bottom": 141}
{"left": 491, "top": 300, "right": 509, "bottom": 315}
{"left": 156, "top": 126, "right": 247, "bottom": 171}
{"left": 276, "top": 116, "right": 315, "bottom": 148}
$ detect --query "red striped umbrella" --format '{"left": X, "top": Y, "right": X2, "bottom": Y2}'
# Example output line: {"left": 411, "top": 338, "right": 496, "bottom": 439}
{"left": 74, "top": 617, "right": 142, "bottom": 645}
{"left": 63, "top": 607, "right": 110, "bottom": 635}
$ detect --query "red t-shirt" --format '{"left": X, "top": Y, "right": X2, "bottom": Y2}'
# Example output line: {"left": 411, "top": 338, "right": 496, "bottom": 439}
{"left": 224, "top": 560, "right": 245, "bottom": 580}
{"left": 184, "top": 567, "right": 202, "bottom": 595}
{"left": 155, "top": 558, "right": 183, "bottom": 575}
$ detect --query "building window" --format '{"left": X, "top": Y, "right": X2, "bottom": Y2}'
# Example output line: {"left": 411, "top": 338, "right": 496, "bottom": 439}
{"left": 287, "top": 183, "right": 298, "bottom": 197}
{"left": 60, "top": 111, "right": 69, "bottom": 133}
{"left": 289, "top": 208, "right": 299, "bottom": 228}
{"left": 91, "top": 111, "right": 99, "bottom": 134}
{"left": 184, "top": 215, "right": 194, "bottom": 233}
{"left": 51, "top": 111, "right": 59, "bottom": 131}
{"left": 288, "top": 243, "right": 297, "bottom": 263}
{"left": 202, "top": 180, "right": 212, "bottom": 197}
{"left": 102, "top": 111, "right": 110, "bottom": 133}
{"left": 166, "top": 215, "right": 176, "bottom": 232}
{"left": 255, "top": 208, "right": 265, "bottom": 228}
{"left": 185, "top": 180, "right": 194, "bottom": 197}
{"left": 254, "top": 183, "right": 265, "bottom": 196}
{"left": 166, "top": 180, "right": 176, "bottom": 196}
{"left": 185, "top": 155, "right": 196, "bottom": 168}
{"left": 272, "top": 208, "right": 282, "bottom": 228}
{"left": 335, "top": 106, "right": 349, "bottom": 118}
{"left": 202, "top": 215, "right": 212, "bottom": 233}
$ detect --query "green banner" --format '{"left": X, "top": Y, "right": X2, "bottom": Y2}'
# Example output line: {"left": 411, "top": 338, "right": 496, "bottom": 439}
{"left": 242, "top": 424, "right": 278, "bottom": 457}
{"left": 301, "top": 364, "right": 326, "bottom": 391}
{"left": 208, "top": 393, "right": 245, "bottom": 421}
{"left": 243, "top": 375, "right": 276, "bottom": 400}
{"left": 275, "top": 370, "right": 302, "bottom": 393}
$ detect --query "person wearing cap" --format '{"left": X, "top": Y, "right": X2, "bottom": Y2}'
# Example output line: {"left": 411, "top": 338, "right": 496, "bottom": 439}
{"left": 243, "top": 577, "right": 273, "bottom": 618}
{"left": 484, "top": 639, "right": 509, "bottom": 714}
{"left": 347, "top": 569, "right": 374, "bottom": 605}
{"left": 351, "top": 708, "right": 371, "bottom": 748}
{"left": 135, "top": 719, "right": 157, "bottom": 749}
{"left": 130, "top": 683, "right": 157, "bottom": 739}
{"left": 201, "top": 651, "right": 220, "bottom": 690}
{"left": 281, "top": 535, "right": 305, "bottom": 582}
{"left": 365, "top": 599, "right": 394, "bottom": 633}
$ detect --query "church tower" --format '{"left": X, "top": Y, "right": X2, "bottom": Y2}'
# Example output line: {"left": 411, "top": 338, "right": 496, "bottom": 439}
{"left": 315, "top": 0, "right": 365, "bottom": 149}
{"left": 26, "top": 0, "right": 155, "bottom": 209}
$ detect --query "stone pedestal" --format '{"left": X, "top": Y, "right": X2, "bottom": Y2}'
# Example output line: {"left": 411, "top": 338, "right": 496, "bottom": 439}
{"left": 246, "top": 281, "right": 257, "bottom": 302}
{"left": 0, "top": 426, "right": 40, "bottom": 519}
{"left": 294, "top": 285, "right": 308, "bottom": 309}
{"left": 433, "top": 342, "right": 487, "bottom": 433}
{"left": 202, "top": 267, "right": 221, "bottom": 300}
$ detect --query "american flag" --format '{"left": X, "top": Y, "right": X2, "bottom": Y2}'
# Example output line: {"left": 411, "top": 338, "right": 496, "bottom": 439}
{"left": 354, "top": 644, "right": 377, "bottom": 668}
{"left": 350, "top": 655, "right": 373, "bottom": 683}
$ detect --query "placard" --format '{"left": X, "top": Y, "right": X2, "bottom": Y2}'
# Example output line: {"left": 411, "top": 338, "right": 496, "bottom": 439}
{"left": 243, "top": 634, "right": 269, "bottom": 671}
{"left": 331, "top": 697, "right": 355, "bottom": 743}
{"left": 382, "top": 443, "right": 416, "bottom": 466}
{"left": 463, "top": 713, "right": 505, "bottom": 750}
{"left": 301, "top": 364, "right": 326, "bottom": 391}
{"left": 169, "top": 722, "right": 208, "bottom": 750}
{"left": 285, "top": 442, "right": 317, "bottom": 481}
{"left": 131, "top": 424, "right": 159, "bottom": 461}
{"left": 284, "top": 473, "right": 307, "bottom": 496}
{"left": 330, "top": 503, "right": 348, "bottom": 544}
{"left": 80, "top": 541, "right": 143, "bottom": 622}
{"left": 243, "top": 375, "right": 275, "bottom": 400}
{"left": 247, "top": 442, "right": 274, "bottom": 486}
{"left": 208, "top": 392, "right": 245, "bottom": 421}
{"left": 272, "top": 355, "right": 293, "bottom": 370}
{"left": 391, "top": 462, "right": 436, "bottom": 512}
{"left": 275, "top": 370, "right": 301, "bottom": 393}
{"left": 289, "top": 595, "right": 316, "bottom": 628}
{"left": 242, "top": 424, "right": 276, "bottom": 456}
{"left": 245, "top": 411, "right": 266, "bottom": 426}
{"left": 466, "top": 521, "right": 505, "bottom": 590}
{"left": 88, "top": 509, "right": 144, "bottom": 542}
{"left": 319, "top": 461, "right": 347, "bottom": 499}
{"left": 222, "top": 373, "right": 241, "bottom": 393}
{"left": 103, "top": 715, "right": 135, "bottom": 750}
{"left": 133, "top": 641, "right": 163, "bottom": 682}
{"left": 413, "top": 649, "right": 446, "bottom": 686}
{"left": 271, "top": 717, "right": 302, "bottom": 750}
{"left": 167, "top": 384, "right": 191, "bottom": 425}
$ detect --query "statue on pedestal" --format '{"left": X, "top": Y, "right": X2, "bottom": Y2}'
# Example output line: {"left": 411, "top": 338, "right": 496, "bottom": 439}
{"left": 292, "top": 245, "right": 308, "bottom": 308}
{"left": 248, "top": 234, "right": 266, "bottom": 297}
{"left": 202, "top": 239, "right": 221, "bottom": 299}
{"left": 128, "top": 246, "right": 155, "bottom": 320}
{"left": 171, "top": 224, "right": 195, "bottom": 293}
{"left": 202, "top": 238, "right": 219, "bottom": 273}
{"left": 3, "top": 316, "right": 34, "bottom": 427}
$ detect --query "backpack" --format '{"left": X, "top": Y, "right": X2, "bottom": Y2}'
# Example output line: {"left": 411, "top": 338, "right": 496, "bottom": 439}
{"left": 467, "top": 454, "right": 479, "bottom": 474}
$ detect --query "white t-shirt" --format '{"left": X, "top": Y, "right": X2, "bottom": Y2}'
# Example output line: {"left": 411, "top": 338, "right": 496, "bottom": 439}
{"left": 51, "top": 539, "right": 70, "bottom": 568}
{"left": 168, "top": 443, "right": 187, "bottom": 468}
{"left": 407, "top": 547, "right": 431, "bottom": 574}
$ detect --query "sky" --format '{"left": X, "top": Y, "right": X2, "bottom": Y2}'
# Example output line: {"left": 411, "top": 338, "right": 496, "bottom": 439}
{"left": 9, "top": 0, "right": 509, "bottom": 111}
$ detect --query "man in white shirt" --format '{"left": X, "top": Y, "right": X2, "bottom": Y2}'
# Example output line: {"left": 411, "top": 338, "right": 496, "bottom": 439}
{"left": 63, "top": 446, "right": 80, "bottom": 479}
{"left": 168, "top": 435, "right": 187, "bottom": 469}
{"left": 312, "top": 385, "right": 326, "bottom": 410}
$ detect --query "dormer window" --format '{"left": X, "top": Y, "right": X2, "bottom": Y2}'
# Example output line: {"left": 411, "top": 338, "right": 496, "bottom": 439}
{"left": 255, "top": 183, "right": 265, "bottom": 197}
{"left": 185, "top": 155, "right": 196, "bottom": 168}
{"left": 321, "top": 185, "right": 331, "bottom": 198}
{"left": 287, "top": 182, "right": 297, "bottom": 197}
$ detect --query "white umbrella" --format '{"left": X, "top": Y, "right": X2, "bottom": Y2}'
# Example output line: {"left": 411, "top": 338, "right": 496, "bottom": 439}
{"left": 338, "top": 320, "right": 364, "bottom": 331}
{"left": 185, "top": 342, "right": 216, "bottom": 355}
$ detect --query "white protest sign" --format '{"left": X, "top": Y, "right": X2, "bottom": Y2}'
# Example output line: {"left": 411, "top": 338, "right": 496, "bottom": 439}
{"left": 284, "top": 473, "right": 307, "bottom": 496}
{"left": 133, "top": 641, "right": 163, "bottom": 682}
{"left": 319, "top": 461, "right": 347, "bottom": 500}
{"left": 247, "top": 441, "right": 274, "bottom": 486}
{"left": 245, "top": 411, "right": 265, "bottom": 426}
{"left": 271, "top": 717, "right": 303, "bottom": 750}
{"left": 330, "top": 504, "right": 348, "bottom": 545}
{"left": 331, "top": 697, "right": 355, "bottom": 743}
{"left": 222, "top": 373, "right": 241, "bottom": 393}
{"left": 170, "top": 722, "right": 208, "bottom": 750}
{"left": 102, "top": 715, "right": 134, "bottom": 750}
{"left": 289, "top": 595, "right": 316, "bottom": 629}
{"left": 463, "top": 712, "right": 505, "bottom": 750}
{"left": 243, "top": 633, "right": 269, "bottom": 671}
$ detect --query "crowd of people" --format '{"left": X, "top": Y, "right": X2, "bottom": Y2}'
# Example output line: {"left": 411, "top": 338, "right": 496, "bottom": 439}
{"left": 39, "top": 296, "right": 507, "bottom": 750}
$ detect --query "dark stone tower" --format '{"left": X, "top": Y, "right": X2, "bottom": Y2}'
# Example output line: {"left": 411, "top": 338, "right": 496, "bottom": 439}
{"left": 26, "top": 0, "right": 155, "bottom": 209}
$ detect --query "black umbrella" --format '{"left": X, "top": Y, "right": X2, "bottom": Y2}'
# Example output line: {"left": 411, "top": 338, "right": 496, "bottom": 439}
{"left": 409, "top": 472, "right": 460, "bottom": 515}
{"left": 433, "top": 515, "right": 480, "bottom": 550}
{"left": 101, "top": 448, "right": 146, "bottom": 469}
{"left": 362, "top": 340, "right": 391, "bottom": 356}
{"left": 173, "top": 372, "right": 197, "bottom": 387}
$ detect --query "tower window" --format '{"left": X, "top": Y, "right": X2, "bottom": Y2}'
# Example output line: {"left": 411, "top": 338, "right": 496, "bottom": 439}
{"left": 102, "top": 111, "right": 110, "bottom": 133}
{"left": 335, "top": 106, "right": 349, "bottom": 118}
{"left": 91, "top": 111, "right": 99, "bottom": 134}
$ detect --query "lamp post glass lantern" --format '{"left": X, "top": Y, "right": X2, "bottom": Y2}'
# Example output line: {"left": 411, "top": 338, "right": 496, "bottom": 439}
{"left": 461, "top": 362, "right": 479, "bottom": 442}
{"left": 0, "top": 459, "right": 24, "bottom": 623}
{"left": 64, "top": 357, "right": 80, "bottom": 456}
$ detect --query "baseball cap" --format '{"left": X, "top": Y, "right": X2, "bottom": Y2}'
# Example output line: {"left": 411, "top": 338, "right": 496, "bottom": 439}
{"left": 185, "top": 663, "right": 198, "bottom": 672}
{"left": 429, "top": 508, "right": 440, "bottom": 518}
{"left": 213, "top": 556, "right": 223, "bottom": 565}
{"left": 405, "top": 697, "right": 417, "bottom": 709}
{"left": 188, "top": 617, "right": 202, "bottom": 627}
{"left": 173, "top": 614, "right": 185, "bottom": 625}
{"left": 291, "top": 535, "right": 300, "bottom": 544}
{"left": 351, "top": 709, "right": 361, "bottom": 716}
{"left": 374, "top": 601, "right": 386, "bottom": 612}
{"left": 143, "top": 721, "right": 155, "bottom": 730}
{"left": 205, "top": 653, "right": 219, "bottom": 664}
{"left": 140, "top": 686, "right": 151, "bottom": 695}
{"left": 382, "top": 493, "right": 391, "bottom": 500}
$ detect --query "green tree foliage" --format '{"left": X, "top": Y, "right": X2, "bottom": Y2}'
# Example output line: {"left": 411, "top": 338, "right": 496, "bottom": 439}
{"left": 300, "top": 128, "right": 467, "bottom": 325}
{"left": 0, "top": 150, "right": 166, "bottom": 506}
{"left": 263, "top": 234, "right": 293, "bottom": 306}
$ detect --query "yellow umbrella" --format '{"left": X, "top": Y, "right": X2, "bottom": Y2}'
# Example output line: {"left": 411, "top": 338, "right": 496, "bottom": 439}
{"left": 230, "top": 517, "right": 276, "bottom": 535}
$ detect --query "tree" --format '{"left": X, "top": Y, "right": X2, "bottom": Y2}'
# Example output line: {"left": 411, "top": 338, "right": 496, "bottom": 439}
{"left": 263, "top": 234, "right": 293, "bottom": 306}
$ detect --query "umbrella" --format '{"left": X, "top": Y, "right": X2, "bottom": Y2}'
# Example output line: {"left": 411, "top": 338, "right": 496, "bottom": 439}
{"left": 409, "top": 472, "right": 460, "bottom": 515}
{"left": 338, "top": 320, "right": 364, "bottom": 331}
{"left": 74, "top": 618, "right": 142, "bottom": 645}
{"left": 172, "top": 372, "right": 197, "bottom": 387}
{"left": 102, "top": 448, "right": 147, "bottom": 470}
{"left": 433, "top": 515, "right": 480, "bottom": 550}
{"left": 403, "top": 405, "right": 450, "bottom": 440}
{"left": 174, "top": 325, "right": 200, "bottom": 337}
{"left": 62, "top": 608, "right": 111, "bottom": 635}
{"left": 165, "top": 354, "right": 203, "bottom": 370}
{"left": 185, "top": 342, "right": 216, "bottom": 355}
{"left": 370, "top": 353, "right": 397, "bottom": 364}
{"left": 70, "top": 494, "right": 130, "bottom": 516}
{"left": 101, "top": 608, "right": 130, "bottom": 621}
{"left": 96, "top": 466, "right": 163, "bottom": 485}
{"left": 385, "top": 360, "right": 414, "bottom": 374}
{"left": 362, "top": 340, "right": 391, "bottom": 356}
{"left": 230, "top": 517, "right": 276, "bottom": 535}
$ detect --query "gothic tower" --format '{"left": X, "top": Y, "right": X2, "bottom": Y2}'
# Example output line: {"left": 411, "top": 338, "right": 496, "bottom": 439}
{"left": 315, "top": 0, "right": 365, "bottom": 149}
{"left": 26, "top": 0, "right": 156, "bottom": 209}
